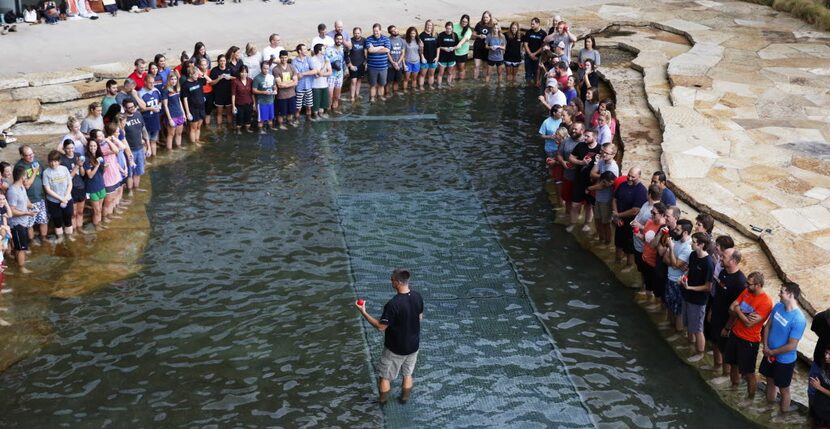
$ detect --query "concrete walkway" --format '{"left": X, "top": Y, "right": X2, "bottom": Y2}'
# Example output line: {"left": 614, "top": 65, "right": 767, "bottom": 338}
{"left": 0, "top": 0, "right": 610, "bottom": 75}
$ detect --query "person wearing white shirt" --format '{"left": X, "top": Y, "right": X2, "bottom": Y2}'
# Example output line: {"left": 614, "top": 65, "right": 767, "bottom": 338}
{"left": 262, "top": 34, "right": 285, "bottom": 64}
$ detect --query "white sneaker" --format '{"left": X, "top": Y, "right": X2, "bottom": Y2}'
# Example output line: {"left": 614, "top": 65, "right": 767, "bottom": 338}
{"left": 687, "top": 353, "right": 704, "bottom": 363}
{"left": 581, "top": 224, "right": 592, "bottom": 232}
{"left": 0, "top": 288, "right": 12, "bottom": 294}
{"left": 565, "top": 225, "right": 575, "bottom": 233}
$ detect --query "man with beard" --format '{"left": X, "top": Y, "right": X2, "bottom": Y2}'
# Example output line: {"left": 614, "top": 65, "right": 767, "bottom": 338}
{"left": 557, "top": 122, "right": 583, "bottom": 230}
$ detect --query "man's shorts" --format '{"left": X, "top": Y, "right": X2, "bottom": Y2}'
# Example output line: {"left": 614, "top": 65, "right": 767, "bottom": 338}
{"left": 405, "top": 62, "right": 421, "bottom": 73}
{"left": 420, "top": 61, "right": 438, "bottom": 70}
{"left": 131, "top": 148, "right": 146, "bottom": 176}
{"left": 10, "top": 224, "right": 29, "bottom": 251}
{"left": 593, "top": 200, "right": 612, "bottom": 224}
{"left": 312, "top": 88, "right": 330, "bottom": 111}
{"left": 664, "top": 279, "right": 683, "bottom": 316}
{"left": 327, "top": 74, "right": 344, "bottom": 89}
{"left": 350, "top": 64, "right": 366, "bottom": 79}
{"left": 367, "top": 69, "right": 387, "bottom": 86}
{"left": 682, "top": 300, "right": 706, "bottom": 333}
{"left": 377, "top": 347, "right": 418, "bottom": 380}
{"left": 276, "top": 97, "right": 297, "bottom": 116}
{"left": 32, "top": 200, "right": 48, "bottom": 225}
{"left": 560, "top": 178, "right": 574, "bottom": 203}
{"left": 724, "top": 335, "right": 760, "bottom": 375}
{"left": 258, "top": 103, "right": 275, "bottom": 122}
{"left": 295, "top": 89, "right": 313, "bottom": 110}
{"left": 759, "top": 358, "right": 796, "bottom": 388}
{"left": 387, "top": 67, "right": 404, "bottom": 83}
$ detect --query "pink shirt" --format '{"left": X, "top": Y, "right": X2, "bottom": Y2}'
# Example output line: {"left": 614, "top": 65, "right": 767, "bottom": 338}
{"left": 99, "top": 140, "right": 122, "bottom": 187}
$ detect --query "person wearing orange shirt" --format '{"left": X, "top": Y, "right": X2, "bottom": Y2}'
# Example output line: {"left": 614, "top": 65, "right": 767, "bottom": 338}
{"left": 724, "top": 271, "right": 774, "bottom": 400}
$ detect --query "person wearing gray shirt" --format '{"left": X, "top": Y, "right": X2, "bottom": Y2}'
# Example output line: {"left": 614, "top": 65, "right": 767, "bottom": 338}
{"left": 42, "top": 149, "right": 75, "bottom": 240}
{"left": 387, "top": 25, "right": 406, "bottom": 95}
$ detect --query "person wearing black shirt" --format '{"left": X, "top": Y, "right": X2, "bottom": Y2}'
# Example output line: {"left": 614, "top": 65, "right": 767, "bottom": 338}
{"left": 471, "top": 11, "right": 493, "bottom": 80}
{"left": 436, "top": 22, "right": 459, "bottom": 88}
{"left": 357, "top": 268, "right": 424, "bottom": 405}
{"left": 521, "top": 17, "right": 546, "bottom": 85}
{"left": 682, "top": 232, "right": 714, "bottom": 362}
{"left": 707, "top": 247, "right": 746, "bottom": 376}
{"left": 810, "top": 308, "right": 830, "bottom": 399}
{"left": 504, "top": 22, "right": 523, "bottom": 84}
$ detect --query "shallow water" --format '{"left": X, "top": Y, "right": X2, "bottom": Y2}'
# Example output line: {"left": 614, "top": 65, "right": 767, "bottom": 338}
{"left": 0, "top": 86, "right": 754, "bottom": 428}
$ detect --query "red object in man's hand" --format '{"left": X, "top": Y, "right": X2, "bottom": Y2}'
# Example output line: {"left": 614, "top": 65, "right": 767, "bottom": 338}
{"left": 546, "top": 157, "right": 556, "bottom": 166}
{"left": 661, "top": 226, "right": 669, "bottom": 235}
{"left": 633, "top": 226, "right": 640, "bottom": 234}
{"left": 356, "top": 299, "right": 365, "bottom": 306}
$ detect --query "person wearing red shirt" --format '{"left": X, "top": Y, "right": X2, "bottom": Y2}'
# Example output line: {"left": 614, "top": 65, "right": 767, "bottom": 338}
{"left": 128, "top": 58, "right": 148, "bottom": 89}
{"left": 724, "top": 271, "right": 774, "bottom": 400}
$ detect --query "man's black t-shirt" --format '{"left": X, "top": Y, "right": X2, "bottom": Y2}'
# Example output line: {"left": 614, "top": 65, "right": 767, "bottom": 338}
{"left": 123, "top": 113, "right": 145, "bottom": 151}
{"left": 710, "top": 269, "right": 746, "bottom": 328}
{"left": 380, "top": 290, "right": 424, "bottom": 356}
{"left": 570, "top": 142, "right": 600, "bottom": 184}
{"left": 521, "top": 29, "right": 547, "bottom": 54}
{"left": 684, "top": 252, "right": 714, "bottom": 305}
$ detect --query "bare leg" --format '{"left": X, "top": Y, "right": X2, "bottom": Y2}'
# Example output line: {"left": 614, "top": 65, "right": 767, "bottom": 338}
{"left": 400, "top": 375, "right": 413, "bottom": 404}
{"left": 378, "top": 377, "right": 391, "bottom": 404}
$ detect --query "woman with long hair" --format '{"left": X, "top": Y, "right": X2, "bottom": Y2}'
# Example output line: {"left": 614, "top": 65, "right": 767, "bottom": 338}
{"left": 197, "top": 58, "right": 215, "bottom": 127}
{"left": 180, "top": 66, "right": 206, "bottom": 146}
{"left": 503, "top": 22, "right": 522, "bottom": 85}
{"left": 436, "top": 21, "right": 459, "bottom": 88}
{"left": 209, "top": 54, "right": 236, "bottom": 129}
{"left": 191, "top": 42, "right": 211, "bottom": 69}
{"left": 418, "top": 20, "right": 438, "bottom": 90}
{"left": 484, "top": 24, "right": 505, "bottom": 85}
{"left": 162, "top": 73, "right": 186, "bottom": 149}
{"left": 231, "top": 65, "right": 254, "bottom": 134}
{"left": 452, "top": 14, "right": 473, "bottom": 80}
{"left": 403, "top": 27, "right": 422, "bottom": 91}
{"left": 242, "top": 43, "right": 262, "bottom": 79}
{"left": 84, "top": 137, "right": 106, "bottom": 230}
{"left": 226, "top": 46, "right": 243, "bottom": 77}
{"left": 472, "top": 11, "right": 493, "bottom": 80}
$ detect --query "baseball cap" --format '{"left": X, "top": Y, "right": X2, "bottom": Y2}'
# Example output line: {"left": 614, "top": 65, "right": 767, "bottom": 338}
{"left": 557, "top": 41, "right": 565, "bottom": 49}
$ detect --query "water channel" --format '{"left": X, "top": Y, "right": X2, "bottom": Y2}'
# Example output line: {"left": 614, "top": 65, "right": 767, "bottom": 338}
{"left": 0, "top": 85, "right": 755, "bottom": 428}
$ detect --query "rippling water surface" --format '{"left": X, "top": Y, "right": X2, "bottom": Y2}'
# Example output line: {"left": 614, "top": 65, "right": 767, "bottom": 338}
{"left": 0, "top": 86, "right": 753, "bottom": 428}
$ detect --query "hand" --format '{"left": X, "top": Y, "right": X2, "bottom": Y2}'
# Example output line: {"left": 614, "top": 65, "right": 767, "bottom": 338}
{"left": 529, "top": 54, "right": 537, "bottom": 61}
{"left": 811, "top": 377, "right": 822, "bottom": 389}
{"left": 762, "top": 347, "right": 771, "bottom": 357}
{"left": 355, "top": 301, "right": 366, "bottom": 313}
{"left": 187, "top": 113, "right": 193, "bottom": 121}
{"left": 169, "top": 119, "right": 175, "bottom": 127}
{"left": 720, "top": 328, "right": 729, "bottom": 337}
{"left": 747, "top": 313, "right": 762, "bottom": 324}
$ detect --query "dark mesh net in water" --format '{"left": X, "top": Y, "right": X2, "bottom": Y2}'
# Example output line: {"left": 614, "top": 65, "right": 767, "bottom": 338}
{"left": 337, "top": 190, "right": 594, "bottom": 428}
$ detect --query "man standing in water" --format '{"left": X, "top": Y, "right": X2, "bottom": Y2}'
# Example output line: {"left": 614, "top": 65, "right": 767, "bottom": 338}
{"left": 356, "top": 268, "right": 424, "bottom": 405}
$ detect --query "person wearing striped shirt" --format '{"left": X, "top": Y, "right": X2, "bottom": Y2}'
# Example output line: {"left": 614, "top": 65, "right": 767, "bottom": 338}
{"left": 365, "top": 23, "right": 391, "bottom": 102}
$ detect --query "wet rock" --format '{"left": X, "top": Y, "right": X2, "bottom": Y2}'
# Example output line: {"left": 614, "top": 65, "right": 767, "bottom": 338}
{"left": 11, "top": 85, "right": 81, "bottom": 104}
{"left": 27, "top": 70, "right": 94, "bottom": 87}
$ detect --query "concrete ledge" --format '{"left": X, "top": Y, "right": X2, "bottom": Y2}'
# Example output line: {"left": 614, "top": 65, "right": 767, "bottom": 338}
{"left": 26, "top": 70, "right": 95, "bottom": 87}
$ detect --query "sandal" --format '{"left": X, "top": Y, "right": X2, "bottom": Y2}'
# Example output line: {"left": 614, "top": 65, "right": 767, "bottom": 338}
{"left": 9, "top": 24, "right": 16, "bottom": 32}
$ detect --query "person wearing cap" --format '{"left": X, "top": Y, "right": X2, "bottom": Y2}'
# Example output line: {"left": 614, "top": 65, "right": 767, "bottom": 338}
{"left": 356, "top": 268, "right": 424, "bottom": 405}
{"left": 544, "top": 20, "right": 576, "bottom": 63}
{"left": 554, "top": 41, "right": 571, "bottom": 65}
{"left": 539, "top": 81, "right": 566, "bottom": 111}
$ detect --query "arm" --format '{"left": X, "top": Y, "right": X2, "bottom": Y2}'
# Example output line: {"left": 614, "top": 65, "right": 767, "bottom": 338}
{"left": 729, "top": 299, "right": 765, "bottom": 328}
{"left": 685, "top": 280, "right": 711, "bottom": 293}
{"left": 618, "top": 206, "right": 641, "bottom": 219}
{"left": 357, "top": 304, "right": 389, "bottom": 332}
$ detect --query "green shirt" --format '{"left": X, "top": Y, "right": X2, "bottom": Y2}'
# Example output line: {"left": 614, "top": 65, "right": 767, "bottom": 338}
{"left": 453, "top": 24, "right": 473, "bottom": 56}
{"left": 252, "top": 74, "right": 275, "bottom": 105}
{"left": 101, "top": 95, "right": 117, "bottom": 115}
{"left": 15, "top": 159, "right": 44, "bottom": 203}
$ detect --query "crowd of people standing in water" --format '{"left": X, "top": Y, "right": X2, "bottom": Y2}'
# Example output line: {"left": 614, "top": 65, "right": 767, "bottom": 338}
{"left": 1, "top": 9, "right": 829, "bottom": 426}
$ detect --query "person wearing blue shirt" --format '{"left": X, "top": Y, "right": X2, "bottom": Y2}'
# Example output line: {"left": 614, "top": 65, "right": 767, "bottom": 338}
{"left": 761, "top": 282, "right": 806, "bottom": 414}
{"left": 538, "top": 105, "right": 563, "bottom": 157}
{"left": 365, "top": 23, "right": 391, "bottom": 102}
{"left": 651, "top": 171, "right": 676, "bottom": 206}
{"left": 293, "top": 44, "right": 317, "bottom": 122}
{"left": 137, "top": 74, "right": 162, "bottom": 158}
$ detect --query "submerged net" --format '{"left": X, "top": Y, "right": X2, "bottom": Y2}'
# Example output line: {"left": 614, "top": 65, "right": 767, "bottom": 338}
{"left": 337, "top": 190, "right": 594, "bottom": 428}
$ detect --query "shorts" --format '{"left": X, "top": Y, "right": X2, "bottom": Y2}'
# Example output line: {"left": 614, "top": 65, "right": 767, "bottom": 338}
{"left": 377, "top": 347, "right": 418, "bottom": 380}
{"left": 682, "top": 300, "right": 706, "bottom": 333}
{"left": 71, "top": 187, "right": 86, "bottom": 203}
{"left": 724, "top": 335, "right": 760, "bottom": 375}
{"left": 235, "top": 104, "right": 253, "bottom": 125}
{"left": 454, "top": 54, "right": 468, "bottom": 63}
{"left": 10, "top": 224, "right": 29, "bottom": 251}
{"left": 405, "top": 62, "right": 421, "bottom": 73}
{"left": 312, "top": 88, "right": 330, "bottom": 111}
{"left": 664, "top": 279, "right": 683, "bottom": 315}
{"left": 277, "top": 97, "right": 297, "bottom": 116}
{"left": 328, "top": 74, "right": 344, "bottom": 89}
{"left": 593, "top": 200, "right": 612, "bottom": 224}
{"left": 296, "top": 89, "right": 313, "bottom": 110}
{"left": 420, "top": 61, "right": 438, "bottom": 70}
{"left": 105, "top": 182, "right": 122, "bottom": 194}
{"left": 386, "top": 67, "right": 404, "bottom": 83}
{"left": 641, "top": 261, "right": 655, "bottom": 292}
{"left": 615, "top": 222, "right": 634, "bottom": 253}
{"left": 213, "top": 90, "right": 231, "bottom": 107}
{"left": 257, "top": 103, "right": 275, "bottom": 122}
{"left": 504, "top": 61, "right": 521, "bottom": 68}
{"left": 487, "top": 60, "right": 504, "bottom": 67}
{"left": 571, "top": 180, "right": 590, "bottom": 204}
{"left": 190, "top": 104, "right": 206, "bottom": 121}
{"left": 367, "top": 69, "right": 388, "bottom": 86}
{"left": 131, "top": 148, "right": 146, "bottom": 176}
{"left": 438, "top": 61, "right": 456, "bottom": 68}
{"left": 88, "top": 188, "right": 106, "bottom": 202}
{"left": 544, "top": 141, "right": 558, "bottom": 158}
{"left": 759, "top": 358, "right": 796, "bottom": 388}
{"left": 171, "top": 116, "right": 186, "bottom": 127}
{"left": 32, "top": 200, "right": 48, "bottom": 225}
{"left": 549, "top": 163, "right": 563, "bottom": 183}
{"left": 147, "top": 129, "right": 160, "bottom": 142}
{"left": 560, "top": 178, "right": 574, "bottom": 202}
{"left": 350, "top": 64, "right": 366, "bottom": 79}
{"left": 46, "top": 199, "right": 73, "bottom": 229}
{"left": 473, "top": 45, "right": 488, "bottom": 60}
